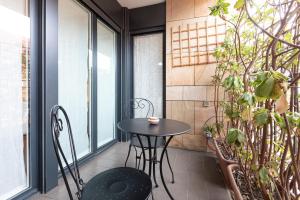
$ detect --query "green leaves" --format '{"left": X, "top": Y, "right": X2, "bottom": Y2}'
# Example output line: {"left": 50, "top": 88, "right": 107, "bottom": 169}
{"left": 254, "top": 71, "right": 287, "bottom": 100}
{"left": 238, "top": 92, "right": 256, "bottom": 106}
{"left": 270, "top": 82, "right": 284, "bottom": 100}
{"left": 255, "top": 76, "right": 275, "bottom": 99}
{"left": 259, "top": 167, "right": 270, "bottom": 185}
{"left": 226, "top": 128, "right": 245, "bottom": 146}
{"left": 258, "top": 167, "right": 270, "bottom": 184}
{"left": 286, "top": 112, "right": 300, "bottom": 129}
{"left": 234, "top": 0, "right": 245, "bottom": 9}
{"left": 272, "top": 71, "right": 288, "bottom": 81}
{"left": 209, "top": 0, "right": 230, "bottom": 16}
{"left": 254, "top": 108, "right": 269, "bottom": 126}
{"left": 202, "top": 124, "right": 216, "bottom": 137}
{"left": 273, "top": 113, "right": 286, "bottom": 129}
{"left": 223, "top": 75, "right": 243, "bottom": 91}
{"left": 224, "top": 103, "right": 240, "bottom": 119}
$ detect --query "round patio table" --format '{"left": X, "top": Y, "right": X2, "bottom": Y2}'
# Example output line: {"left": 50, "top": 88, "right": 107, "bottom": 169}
{"left": 117, "top": 118, "right": 191, "bottom": 200}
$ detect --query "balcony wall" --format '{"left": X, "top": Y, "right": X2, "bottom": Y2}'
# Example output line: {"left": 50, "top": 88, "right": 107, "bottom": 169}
{"left": 166, "top": 0, "right": 226, "bottom": 151}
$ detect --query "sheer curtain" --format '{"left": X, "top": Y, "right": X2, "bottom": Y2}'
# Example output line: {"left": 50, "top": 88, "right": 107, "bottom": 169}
{"left": 97, "top": 21, "right": 116, "bottom": 147}
{"left": 58, "top": 0, "right": 91, "bottom": 161}
{"left": 0, "top": 0, "right": 29, "bottom": 198}
{"left": 134, "top": 33, "right": 163, "bottom": 118}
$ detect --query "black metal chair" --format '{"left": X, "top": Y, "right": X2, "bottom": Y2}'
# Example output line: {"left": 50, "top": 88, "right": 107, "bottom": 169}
{"left": 50, "top": 105, "right": 152, "bottom": 200}
{"left": 123, "top": 98, "right": 175, "bottom": 187}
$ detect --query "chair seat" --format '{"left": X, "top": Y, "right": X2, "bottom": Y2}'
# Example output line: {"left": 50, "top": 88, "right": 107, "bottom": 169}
{"left": 131, "top": 135, "right": 165, "bottom": 148}
{"left": 81, "top": 167, "right": 152, "bottom": 200}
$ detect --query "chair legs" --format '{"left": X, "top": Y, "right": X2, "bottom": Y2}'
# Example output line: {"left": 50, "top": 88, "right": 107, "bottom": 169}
{"left": 125, "top": 144, "right": 175, "bottom": 186}
{"left": 152, "top": 148, "right": 158, "bottom": 187}
{"left": 137, "top": 150, "right": 142, "bottom": 169}
{"left": 165, "top": 149, "right": 175, "bottom": 183}
{"left": 151, "top": 190, "right": 155, "bottom": 200}
{"left": 124, "top": 144, "right": 132, "bottom": 167}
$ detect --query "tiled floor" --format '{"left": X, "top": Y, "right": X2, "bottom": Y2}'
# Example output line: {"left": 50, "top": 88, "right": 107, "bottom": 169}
{"left": 29, "top": 142, "right": 231, "bottom": 200}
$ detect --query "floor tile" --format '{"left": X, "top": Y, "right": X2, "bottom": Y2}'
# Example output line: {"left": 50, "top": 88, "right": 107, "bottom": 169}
{"left": 28, "top": 142, "right": 231, "bottom": 200}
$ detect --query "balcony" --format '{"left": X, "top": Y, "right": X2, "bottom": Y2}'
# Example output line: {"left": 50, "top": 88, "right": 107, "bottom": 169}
{"left": 30, "top": 142, "right": 230, "bottom": 200}
{"left": 0, "top": 0, "right": 299, "bottom": 199}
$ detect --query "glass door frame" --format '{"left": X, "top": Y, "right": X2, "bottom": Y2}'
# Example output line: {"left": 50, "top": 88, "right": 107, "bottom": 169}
{"left": 41, "top": 0, "right": 122, "bottom": 193}
{"left": 93, "top": 18, "right": 119, "bottom": 150}
{"left": 91, "top": 14, "right": 121, "bottom": 153}
{"left": 8, "top": 0, "right": 40, "bottom": 199}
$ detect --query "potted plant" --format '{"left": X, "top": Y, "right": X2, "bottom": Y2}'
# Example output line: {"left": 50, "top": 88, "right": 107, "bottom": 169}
{"left": 203, "top": 122, "right": 238, "bottom": 187}
{"left": 209, "top": 0, "right": 300, "bottom": 199}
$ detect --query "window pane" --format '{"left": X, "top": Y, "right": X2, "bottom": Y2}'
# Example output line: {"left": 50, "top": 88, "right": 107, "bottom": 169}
{"left": 0, "top": 0, "right": 30, "bottom": 198}
{"left": 58, "top": 0, "right": 91, "bottom": 160}
{"left": 134, "top": 33, "right": 163, "bottom": 118}
{"left": 97, "top": 21, "right": 116, "bottom": 147}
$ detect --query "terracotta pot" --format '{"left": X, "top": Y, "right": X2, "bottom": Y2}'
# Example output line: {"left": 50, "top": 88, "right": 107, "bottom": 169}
{"left": 227, "top": 164, "right": 243, "bottom": 200}
{"left": 213, "top": 139, "right": 237, "bottom": 188}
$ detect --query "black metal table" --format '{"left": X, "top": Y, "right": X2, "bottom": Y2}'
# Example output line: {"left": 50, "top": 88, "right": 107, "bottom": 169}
{"left": 117, "top": 118, "right": 191, "bottom": 200}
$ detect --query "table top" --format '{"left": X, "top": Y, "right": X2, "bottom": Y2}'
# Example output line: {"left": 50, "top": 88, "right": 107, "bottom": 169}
{"left": 117, "top": 118, "right": 191, "bottom": 137}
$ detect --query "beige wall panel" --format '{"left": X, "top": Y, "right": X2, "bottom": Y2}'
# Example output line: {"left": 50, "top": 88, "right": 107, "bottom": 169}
{"left": 169, "top": 66, "right": 195, "bottom": 85}
{"left": 168, "top": 15, "right": 220, "bottom": 26}
{"left": 218, "top": 34, "right": 225, "bottom": 43}
{"left": 199, "top": 55, "right": 208, "bottom": 63}
{"left": 208, "top": 54, "right": 216, "bottom": 62}
{"left": 208, "top": 44, "right": 217, "bottom": 51}
{"left": 166, "top": 0, "right": 172, "bottom": 22}
{"left": 166, "top": 101, "right": 172, "bottom": 118}
{"left": 169, "top": 135, "right": 183, "bottom": 148}
{"left": 168, "top": 0, "right": 195, "bottom": 21}
{"left": 213, "top": 86, "right": 227, "bottom": 102}
{"left": 217, "top": 25, "right": 226, "bottom": 34}
{"left": 166, "top": 86, "right": 184, "bottom": 100}
{"left": 195, "top": 0, "right": 216, "bottom": 17}
{"left": 183, "top": 86, "right": 206, "bottom": 101}
{"left": 194, "top": 102, "right": 215, "bottom": 135}
{"left": 171, "top": 101, "right": 194, "bottom": 134}
{"left": 207, "top": 27, "right": 216, "bottom": 35}
{"left": 166, "top": 0, "right": 223, "bottom": 151}
{"left": 182, "top": 134, "right": 207, "bottom": 151}
{"left": 166, "top": 21, "right": 185, "bottom": 54}
{"left": 206, "top": 85, "right": 216, "bottom": 101}
{"left": 195, "top": 63, "right": 216, "bottom": 85}
{"left": 208, "top": 35, "right": 217, "bottom": 43}
{"left": 166, "top": 24, "right": 171, "bottom": 54}
{"left": 166, "top": 54, "right": 173, "bottom": 85}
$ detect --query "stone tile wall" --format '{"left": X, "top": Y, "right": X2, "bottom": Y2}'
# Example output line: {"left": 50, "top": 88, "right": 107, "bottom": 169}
{"left": 166, "top": 0, "right": 225, "bottom": 151}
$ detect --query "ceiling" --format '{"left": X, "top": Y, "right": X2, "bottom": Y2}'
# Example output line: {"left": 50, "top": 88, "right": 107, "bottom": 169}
{"left": 117, "top": 0, "right": 165, "bottom": 9}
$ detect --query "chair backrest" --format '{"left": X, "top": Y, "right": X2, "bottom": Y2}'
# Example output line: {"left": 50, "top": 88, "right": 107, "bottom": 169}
{"left": 124, "top": 98, "right": 155, "bottom": 119}
{"left": 50, "top": 105, "right": 84, "bottom": 200}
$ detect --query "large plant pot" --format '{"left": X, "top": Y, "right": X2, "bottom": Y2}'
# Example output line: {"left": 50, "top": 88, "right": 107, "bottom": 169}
{"left": 213, "top": 139, "right": 237, "bottom": 188}
{"left": 227, "top": 164, "right": 243, "bottom": 200}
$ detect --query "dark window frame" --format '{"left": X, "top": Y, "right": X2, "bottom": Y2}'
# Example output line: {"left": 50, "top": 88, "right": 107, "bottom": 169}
{"left": 41, "top": 0, "right": 120, "bottom": 192}
{"left": 10, "top": 0, "right": 40, "bottom": 199}
{"left": 130, "top": 26, "right": 166, "bottom": 118}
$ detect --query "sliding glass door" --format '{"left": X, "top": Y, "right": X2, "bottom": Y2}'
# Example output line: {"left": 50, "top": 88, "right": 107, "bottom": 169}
{"left": 0, "top": 0, "right": 30, "bottom": 198}
{"left": 58, "top": 0, "right": 117, "bottom": 155}
{"left": 58, "top": 0, "right": 91, "bottom": 160}
{"left": 97, "top": 20, "right": 117, "bottom": 147}
{"left": 133, "top": 33, "right": 163, "bottom": 118}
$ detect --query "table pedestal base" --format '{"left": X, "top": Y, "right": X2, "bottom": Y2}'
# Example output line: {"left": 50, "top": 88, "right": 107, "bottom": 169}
{"left": 136, "top": 135, "right": 175, "bottom": 200}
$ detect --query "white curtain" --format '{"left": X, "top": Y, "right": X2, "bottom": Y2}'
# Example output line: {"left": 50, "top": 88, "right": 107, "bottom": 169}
{"left": 97, "top": 21, "right": 116, "bottom": 147}
{"left": 134, "top": 33, "right": 163, "bottom": 118}
{"left": 0, "top": 0, "right": 29, "bottom": 198}
{"left": 58, "top": 0, "right": 91, "bottom": 161}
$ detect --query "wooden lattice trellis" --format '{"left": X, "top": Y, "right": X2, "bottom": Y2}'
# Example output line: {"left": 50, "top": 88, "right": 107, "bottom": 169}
{"left": 170, "top": 18, "right": 226, "bottom": 67}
